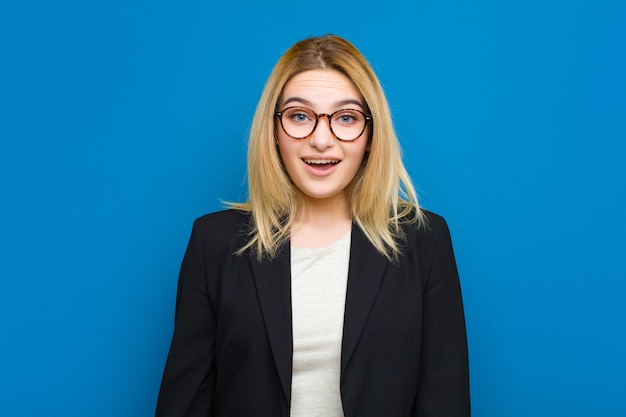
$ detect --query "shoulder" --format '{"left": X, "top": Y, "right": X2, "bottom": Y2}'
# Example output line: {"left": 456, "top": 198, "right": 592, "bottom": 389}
{"left": 194, "top": 209, "right": 251, "bottom": 231}
{"left": 402, "top": 209, "right": 450, "bottom": 239}
{"left": 400, "top": 209, "right": 454, "bottom": 257}
{"left": 398, "top": 210, "right": 460, "bottom": 291}
{"left": 189, "top": 209, "right": 252, "bottom": 252}
{"left": 422, "top": 209, "right": 450, "bottom": 235}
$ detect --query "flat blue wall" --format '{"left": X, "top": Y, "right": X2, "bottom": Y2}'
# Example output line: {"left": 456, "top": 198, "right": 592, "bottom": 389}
{"left": 1, "top": 1, "right": 625, "bottom": 415}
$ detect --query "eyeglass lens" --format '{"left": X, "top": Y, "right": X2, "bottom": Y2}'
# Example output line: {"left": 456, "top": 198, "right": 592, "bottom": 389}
{"left": 279, "top": 107, "right": 369, "bottom": 141}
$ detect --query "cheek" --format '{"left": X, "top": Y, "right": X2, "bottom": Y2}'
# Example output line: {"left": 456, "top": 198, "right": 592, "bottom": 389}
{"left": 277, "top": 136, "right": 299, "bottom": 169}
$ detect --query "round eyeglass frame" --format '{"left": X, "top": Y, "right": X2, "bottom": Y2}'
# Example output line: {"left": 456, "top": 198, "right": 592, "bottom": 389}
{"left": 275, "top": 106, "right": 373, "bottom": 142}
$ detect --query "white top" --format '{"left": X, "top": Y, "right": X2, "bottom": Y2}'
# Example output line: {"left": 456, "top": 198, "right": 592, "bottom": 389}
{"left": 290, "top": 230, "right": 351, "bottom": 417}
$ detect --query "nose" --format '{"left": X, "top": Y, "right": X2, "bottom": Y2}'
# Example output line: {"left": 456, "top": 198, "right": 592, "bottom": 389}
{"left": 308, "top": 115, "right": 335, "bottom": 150}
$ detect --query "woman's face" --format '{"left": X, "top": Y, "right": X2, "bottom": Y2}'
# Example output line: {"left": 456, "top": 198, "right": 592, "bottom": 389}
{"left": 276, "top": 69, "right": 370, "bottom": 206}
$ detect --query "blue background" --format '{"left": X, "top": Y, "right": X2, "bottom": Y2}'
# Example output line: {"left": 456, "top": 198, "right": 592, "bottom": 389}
{"left": 1, "top": 1, "right": 625, "bottom": 415}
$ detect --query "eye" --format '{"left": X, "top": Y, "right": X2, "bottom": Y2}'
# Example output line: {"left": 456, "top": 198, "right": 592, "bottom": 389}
{"left": 333, "top": 110, "right": 362, "bottom": 125}
{"left": 293, "top": 113, "right": 309, "bottom": 122}
{"left": 284, "top": 107, "right": 315, "bottom": 124}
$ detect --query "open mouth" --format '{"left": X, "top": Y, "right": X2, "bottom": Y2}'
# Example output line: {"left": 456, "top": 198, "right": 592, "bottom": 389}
{"left": 302, "top": 158, "right": 340, "bottom": 168}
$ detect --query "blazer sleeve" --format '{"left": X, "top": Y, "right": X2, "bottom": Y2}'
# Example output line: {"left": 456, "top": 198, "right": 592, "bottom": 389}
{"left": 155, "top": 218, "right": 216, "bottom": 417}
{"left": 413, "top": 215, "right": 470, "bottom": 416}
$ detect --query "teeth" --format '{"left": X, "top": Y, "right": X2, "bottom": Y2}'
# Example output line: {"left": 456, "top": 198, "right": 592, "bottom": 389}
{"left": 303, "top": 159, "right": 339, "bottom": 165}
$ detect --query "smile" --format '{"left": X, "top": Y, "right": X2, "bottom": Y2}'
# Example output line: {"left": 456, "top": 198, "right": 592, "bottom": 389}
{"left": 302, "top": 158, "right": 340, "bottom": 165}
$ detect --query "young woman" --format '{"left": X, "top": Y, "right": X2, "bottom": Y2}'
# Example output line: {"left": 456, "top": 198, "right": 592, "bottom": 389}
{"left": 156, "top": 35, "right": 470, "bottom": 417}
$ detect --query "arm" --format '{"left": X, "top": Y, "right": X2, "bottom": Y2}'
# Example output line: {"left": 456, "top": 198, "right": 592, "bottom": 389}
{"left": 155, "top": 219, "right": 216, "bottom": 417}
{"left": 414, "top": 216, "right": 470, "bottom": 416}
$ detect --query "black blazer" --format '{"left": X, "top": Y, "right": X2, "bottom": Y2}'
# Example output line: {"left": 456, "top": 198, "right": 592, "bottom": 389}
{"left": 156, "top": 209, "right": 469, "bottom": 417}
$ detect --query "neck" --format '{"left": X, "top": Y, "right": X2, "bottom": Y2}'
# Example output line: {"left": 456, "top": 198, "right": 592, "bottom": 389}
{"left": 290, "top": 193, "right": 352, "bottom": 248}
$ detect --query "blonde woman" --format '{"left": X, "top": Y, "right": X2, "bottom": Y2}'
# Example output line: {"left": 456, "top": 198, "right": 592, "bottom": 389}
{"left": 156, "top": 35, "right": 470, "bottom": 417}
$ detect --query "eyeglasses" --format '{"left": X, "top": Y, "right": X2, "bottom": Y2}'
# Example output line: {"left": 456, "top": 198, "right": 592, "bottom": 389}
{"left": 275, "top": 106, "right": 372, "bottom": 142}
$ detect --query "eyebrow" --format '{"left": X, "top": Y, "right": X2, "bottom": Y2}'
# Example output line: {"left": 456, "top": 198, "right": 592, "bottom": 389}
{"left": 280, "top": 96, "right": 365, "bottom": 110}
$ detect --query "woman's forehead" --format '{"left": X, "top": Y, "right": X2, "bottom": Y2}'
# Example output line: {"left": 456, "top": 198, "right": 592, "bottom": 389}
{"left": 280, "top": 69, "right": 363, "bottom": 109}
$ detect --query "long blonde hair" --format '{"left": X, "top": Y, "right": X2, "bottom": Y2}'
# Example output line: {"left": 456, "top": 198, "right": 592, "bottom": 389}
{"left": 230, "top": 34, "right": 425, "bottom": 261}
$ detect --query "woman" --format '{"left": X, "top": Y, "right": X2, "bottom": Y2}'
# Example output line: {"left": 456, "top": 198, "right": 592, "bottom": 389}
{"left": 156, "top": 35, "right": 470, "bottom": 417}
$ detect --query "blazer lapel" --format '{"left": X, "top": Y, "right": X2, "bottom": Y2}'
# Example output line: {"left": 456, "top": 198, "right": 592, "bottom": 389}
{"left": 341, "top": 224, "right": 390, "bottom": 374}
{"left": 249, "top": 244, "right": 293, "bottom": 403}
